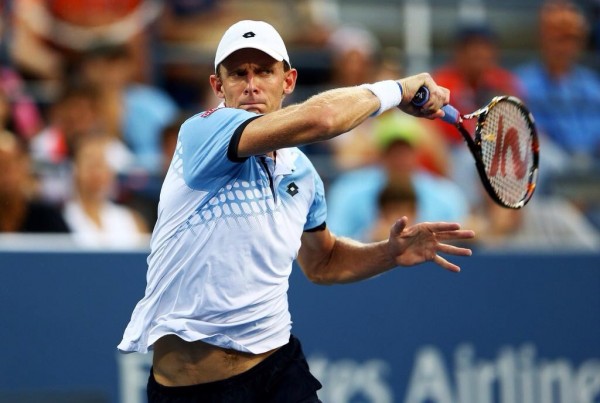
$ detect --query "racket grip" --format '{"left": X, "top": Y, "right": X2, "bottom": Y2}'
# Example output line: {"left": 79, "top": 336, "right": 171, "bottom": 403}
{"left": 411, "top": 86, "right": 460, "bottom": 125}
{"left": 411, "top": 86, "right": 430, "bottom": 107}
{"left": 440, "top": 105, "right": 460, "bottom": 124}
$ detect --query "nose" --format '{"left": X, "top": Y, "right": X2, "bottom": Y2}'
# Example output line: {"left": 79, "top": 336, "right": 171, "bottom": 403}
{"left": 244, "top": 72, "right": 259, "bottom": 94}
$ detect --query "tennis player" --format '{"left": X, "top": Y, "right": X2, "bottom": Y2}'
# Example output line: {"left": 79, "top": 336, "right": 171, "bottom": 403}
{"left": 118, "top": 20, "right": 475, "bottom": 402}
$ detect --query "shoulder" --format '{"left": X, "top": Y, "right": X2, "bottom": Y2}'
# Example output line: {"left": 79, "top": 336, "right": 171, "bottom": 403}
{"left": 491, "top": 67, "right": 519, "bottom": 81}
{"left": 514, "top": 62, "right": 543, "bottom": 80}
{"left": 124, "top": 85, "right": 178, "bottom": 111}
{"left": 105, "top": 202, "right": 148, "bottom": 232}
{"left": 126, "top": 84, "right": 173, "bottom": 100}
{"left": 328, "top": 167, "right": 385, "bottom": 197}
{"left": 333, "top": 166, "right": 384, "bottom": 186}
{"left": 573, "top": 65, "right": 600, "bottom": 83}
{"left": 413, "top": 171, "right": 465, "bottom": 198}
{"left": 432, "top": 65, "right": 461, "bottom": 83}
{"left": 183, "top": 107, "right": 258, "bottom": 130}
{"left": 180, "top": 107, "right": 260, "bottom": 149}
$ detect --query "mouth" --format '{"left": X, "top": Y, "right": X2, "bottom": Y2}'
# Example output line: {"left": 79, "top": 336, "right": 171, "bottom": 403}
{"left": 240, "top": 102, "right": 265, "bottom": 113}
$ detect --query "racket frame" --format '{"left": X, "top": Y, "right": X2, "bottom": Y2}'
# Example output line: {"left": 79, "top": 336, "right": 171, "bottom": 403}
{"left": 455, "top": 96, "right": 539, "bottom": 209}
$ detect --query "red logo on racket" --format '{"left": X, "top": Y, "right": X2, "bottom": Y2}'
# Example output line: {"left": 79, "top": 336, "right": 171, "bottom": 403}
{"left": 488, "top": 116, "right": 527, "bottom": 179}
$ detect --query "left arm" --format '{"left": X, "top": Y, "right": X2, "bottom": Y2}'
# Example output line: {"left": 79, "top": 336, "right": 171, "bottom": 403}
{"left": 298, "top": 217, "right": 475, "bottom": 285}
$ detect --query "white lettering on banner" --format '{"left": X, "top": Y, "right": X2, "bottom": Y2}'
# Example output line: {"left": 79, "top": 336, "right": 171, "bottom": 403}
{"left": 117, "top": 352, "right": 152, "bottom": 403}
{"left": 404, "top": 347, "right": 453, "bottom": 403}
{"left": 308, "top": 355, "right": 393, "bottom": 403}
{"left": 405, "top": 344, "right": 600, "bottom": 403}
{"left": 115, "top": 346, "right": 600, "bottom": 403}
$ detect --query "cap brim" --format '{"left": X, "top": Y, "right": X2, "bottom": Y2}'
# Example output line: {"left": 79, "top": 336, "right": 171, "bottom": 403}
{"left": 215, "top": 41, "right": 286, "bottom": 69}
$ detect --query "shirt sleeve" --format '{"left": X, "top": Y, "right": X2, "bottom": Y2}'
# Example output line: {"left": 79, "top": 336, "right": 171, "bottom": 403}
{"left": 304, "top": 167, "right": 327, "bottom": 231}
{"left": 179, "top": 108, "right": 259, "bottom": 190}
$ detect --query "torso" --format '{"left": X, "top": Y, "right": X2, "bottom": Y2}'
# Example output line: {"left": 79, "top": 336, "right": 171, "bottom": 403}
{"left": 152, "top": 335, "right": 279, "bottom": 386}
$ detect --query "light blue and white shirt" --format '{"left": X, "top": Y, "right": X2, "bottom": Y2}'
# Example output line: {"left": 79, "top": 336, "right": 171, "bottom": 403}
{"left": 118, "top": 106, "right": 327, "bottom": 354}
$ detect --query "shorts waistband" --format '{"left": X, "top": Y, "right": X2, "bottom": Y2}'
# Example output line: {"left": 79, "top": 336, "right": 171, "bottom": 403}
{"left": 149, "top": 335, "right": 301, "bottom": 396}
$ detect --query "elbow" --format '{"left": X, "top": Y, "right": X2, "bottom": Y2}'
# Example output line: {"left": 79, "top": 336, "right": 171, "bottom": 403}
{"left": 305, "top": 103, "right": 339, "bottom": 140}
{"left": 301, "top": 260, "right": 337, "bottom": 285}
{"left": 305, "top": 270, "right": 335, "bottom": 286}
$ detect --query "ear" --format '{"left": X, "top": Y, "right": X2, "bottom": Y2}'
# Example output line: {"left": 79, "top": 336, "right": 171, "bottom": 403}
{"left": 209, "top": 74, "right": 225, "bottom": 99}
{"left": 282, "top": 68, "right": 298, "bottom": 96}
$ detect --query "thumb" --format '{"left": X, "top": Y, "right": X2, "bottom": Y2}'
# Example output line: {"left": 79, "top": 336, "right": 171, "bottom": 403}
{"left": 390, "top": 216, "right": 408, "bottom": 237}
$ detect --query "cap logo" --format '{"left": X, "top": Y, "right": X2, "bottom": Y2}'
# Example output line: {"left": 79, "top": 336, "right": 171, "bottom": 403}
{"left": 242, "top": 32, "right": 256, "bottom": 38}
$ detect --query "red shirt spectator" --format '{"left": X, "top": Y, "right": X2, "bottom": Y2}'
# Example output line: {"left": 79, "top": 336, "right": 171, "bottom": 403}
{"left": 432, "top": 24, "right": 522, "bottom": 145}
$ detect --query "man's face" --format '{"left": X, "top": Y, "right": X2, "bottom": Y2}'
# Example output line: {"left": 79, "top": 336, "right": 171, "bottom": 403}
{"left": 456, "top": 38, "right": 497, "bottom": 83}
{"left": 73, "top": 139, "right": 115, "bottom": 201}
{"left": 210, "top": 49, "right": 296, "bottom": 114}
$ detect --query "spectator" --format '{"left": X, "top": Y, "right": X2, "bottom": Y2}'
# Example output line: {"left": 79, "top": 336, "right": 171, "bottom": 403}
{"left": 30, "top": 83, "right": 103, "bottom": 165}
{"left": 515, "top": 0, "right": 600, "bottom": 159}
{"left": 0, "top": 66, "right": 43, "bottom": 140}
{"left": 63, "top": 135, "right": 149, "bottom": 248}
{"left": 467, "top": 191, "right": 600, "bottom": 252}
{"left": 325, "top": 24, "right": 383, "bottom": 171}
{"left": 11, "top": 0, "right": 160, "bottom": 83}
{"left": 118, "top": 116, "right": 186, "bottom": 230}
{"left": 432, "top": 21, "right": 522, "bottom": 203}
{"left": 0, "top": 131, "right": 69, "bottom": 233}
{"left": 368, "top": 177, "right": 418, "bottom": 242}
{"left": 327, "top": 111, "right": 469, "bottom": 241}
{"left": 155, "top": 0, "right": 229, "bottom": 110}
{"left": 77, "top": 42, "right": 179, "bottom": 173}
{"left": 322, "top": 28, "right": 450, "bottom": 176}
{"left": 30, "top": 83, "right": 134, "bottom": 203}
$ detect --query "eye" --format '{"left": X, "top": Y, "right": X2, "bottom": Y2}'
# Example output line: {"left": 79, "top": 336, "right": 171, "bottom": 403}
{"left": 230, "top": 69, "right": 247, "bottom": 77}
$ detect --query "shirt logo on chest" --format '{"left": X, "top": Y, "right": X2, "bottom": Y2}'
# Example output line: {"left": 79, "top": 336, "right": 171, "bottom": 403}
{"left": 286, "top": 182, "right": 299, "bottom": 196}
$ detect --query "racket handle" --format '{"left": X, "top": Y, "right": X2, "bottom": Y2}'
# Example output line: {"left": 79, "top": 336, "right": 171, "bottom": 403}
{"left": 440, "top": 105, "right": 460, "bottom": 124}
{"left": 411, "top": 86, "right": 430, "bottom": 107}
{"left": 411, "top": 86, "right": 460, "bottom": 125}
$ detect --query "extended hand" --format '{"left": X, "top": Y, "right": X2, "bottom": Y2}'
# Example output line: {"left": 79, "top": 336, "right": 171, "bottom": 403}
{"left": 396, "top": 73, "right": 450, "bottom": 119}
{"left": 387, "top": 217, "right": 475, "bottom": 272}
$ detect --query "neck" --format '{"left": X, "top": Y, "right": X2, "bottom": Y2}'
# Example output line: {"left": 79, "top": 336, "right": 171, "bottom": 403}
{"left": 76, "top": 194, "right": 105, "bottom": 227}
{"left": 542, "top": 53, "right": 573, "bottom": 79}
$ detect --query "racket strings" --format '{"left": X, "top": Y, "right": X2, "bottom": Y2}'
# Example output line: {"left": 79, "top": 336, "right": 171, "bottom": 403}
{"left": 479, "top": 101, "right": 535, "bottom": 207}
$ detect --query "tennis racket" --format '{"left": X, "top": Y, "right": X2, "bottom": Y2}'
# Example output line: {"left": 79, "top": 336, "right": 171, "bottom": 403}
{"left": 412, "top": 87, "right": 539, "bottom": 209}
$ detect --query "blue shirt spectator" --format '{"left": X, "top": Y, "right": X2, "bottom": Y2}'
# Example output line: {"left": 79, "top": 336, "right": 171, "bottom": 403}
{"left": 327, "top": 112, "right": 469, "bottom": 241}
{"left": 327, "top": 167, "right": 469, "bottom": 241}
{"left": 123, "top": 84, "right": 179, "bottom": 172}
{"left": 79, "top": 43, "right": 179, "bottom": 174}
{"left": 515, "top": 62, "right": 600, "bottom": 157}
{"left": 515, "top": 1, "right": 600, "bottom": 157}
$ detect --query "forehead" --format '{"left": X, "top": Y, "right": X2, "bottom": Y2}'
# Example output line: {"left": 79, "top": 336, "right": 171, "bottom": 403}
{"left": 220, "top": 48, "right": 281, "bottom": 70}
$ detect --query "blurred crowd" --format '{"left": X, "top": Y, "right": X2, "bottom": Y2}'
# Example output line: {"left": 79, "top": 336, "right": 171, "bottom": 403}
{"left": 1, "top": 0, "right": 599, "bottom": 251}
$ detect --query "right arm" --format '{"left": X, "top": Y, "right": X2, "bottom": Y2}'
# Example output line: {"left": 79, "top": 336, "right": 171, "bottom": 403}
{"left": 236, "top": 73, "right": 449, "bottom": 158}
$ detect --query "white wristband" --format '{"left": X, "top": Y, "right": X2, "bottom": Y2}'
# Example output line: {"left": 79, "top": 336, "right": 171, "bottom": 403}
{"left": 360, "top": 80, "right": 403, "bottom": 116}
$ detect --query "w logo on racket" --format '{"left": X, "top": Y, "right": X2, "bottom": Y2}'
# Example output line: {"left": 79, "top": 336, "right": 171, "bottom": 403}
{"left": 488, "top": 116, "right": 527, "bottom": 180}
{"left": 410, "top": 89, "right": 538, "bottom": 208}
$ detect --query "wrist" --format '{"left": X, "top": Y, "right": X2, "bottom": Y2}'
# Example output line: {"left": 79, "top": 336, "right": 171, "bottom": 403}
{"left": 360, "top": 80, "right": 403, "bottom": 116}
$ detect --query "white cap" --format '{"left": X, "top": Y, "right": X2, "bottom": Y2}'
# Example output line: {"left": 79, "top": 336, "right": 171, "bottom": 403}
{"left": 214, "top": 20, "right": 290, "bottom": 70}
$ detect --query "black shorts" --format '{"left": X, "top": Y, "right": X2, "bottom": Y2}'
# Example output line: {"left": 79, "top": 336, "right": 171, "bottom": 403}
{"left": 147, "top": 335, "right": 322, "bottom": 403}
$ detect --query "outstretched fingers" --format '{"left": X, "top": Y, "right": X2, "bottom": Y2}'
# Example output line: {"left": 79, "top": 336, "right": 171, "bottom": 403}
{"left": 435, "top": 229, "right": 476, "bottom": 242}
{"left": 432, "top": 254, "right": 461, "bottom": 273}
{"left": 437, "top": 242, "right": 473, "bottom": 257}
{"left": 432, "top": 241, "right": 474, "bottom": 273}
